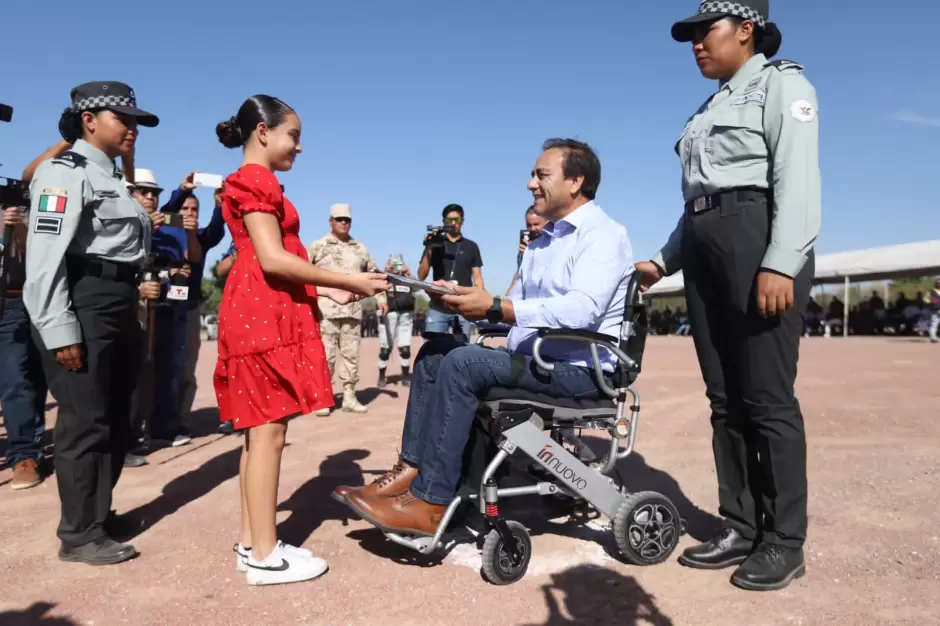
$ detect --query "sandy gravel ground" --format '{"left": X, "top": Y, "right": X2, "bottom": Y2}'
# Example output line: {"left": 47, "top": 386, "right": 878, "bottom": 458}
{"left": 1, "top": 336, "right": 938, "bottom": 626}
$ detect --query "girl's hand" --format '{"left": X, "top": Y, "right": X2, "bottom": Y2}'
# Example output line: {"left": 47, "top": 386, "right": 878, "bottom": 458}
{"left": 345, "top": 272, "right": 389, "bottom": 298}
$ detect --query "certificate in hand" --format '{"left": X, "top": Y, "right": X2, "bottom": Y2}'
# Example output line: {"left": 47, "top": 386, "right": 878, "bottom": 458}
{"left": 385, "top": 274, "right": 458, "bottom": 296}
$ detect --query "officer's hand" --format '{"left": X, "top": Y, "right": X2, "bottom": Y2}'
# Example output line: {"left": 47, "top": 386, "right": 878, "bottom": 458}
{"left": 403, "top": 265, "right": 413, "bottom": 277}
{"left": 139, "top": 281, "right": 161, "bottom": 301}
{"left": 756, "top": 271, "right": 794, "bottom": 318}
{"left": 55, "top": 344, "right": 84, "bottom": 371}
{"left": 345, "top": 272, "right": 389, "bottom": 297}
{"left": 2, "top": 206, "right": 27, "bottom": 227}
{"left": 181, "top": 171, "right": 198, "bottom": 192}
{"left": 151, "top": 212, "right": 165, "bottom": 233}
{"left": 634, "top": 261, "right": 664, "bottom": 292}
{"left": 182, "top": 213, "right": 198, "bottom": 231}
{"left": 385, "top": 262, "right": 394, "bottom": 273}
{"left": 379, "top": 302, "right": 389, "bottom": 315}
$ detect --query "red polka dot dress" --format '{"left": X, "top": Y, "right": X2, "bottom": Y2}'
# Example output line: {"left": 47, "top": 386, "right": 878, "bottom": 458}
{"left": 213, "top": 164, "right": 333, "bottom": 429}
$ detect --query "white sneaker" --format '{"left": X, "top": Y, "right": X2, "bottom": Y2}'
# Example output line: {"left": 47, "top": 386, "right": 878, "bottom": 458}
{"left": 245, "top": 544, "right": 328, "bottom": 586}
{"left": 234, "top": 541, "right": 315, "bottom": 573}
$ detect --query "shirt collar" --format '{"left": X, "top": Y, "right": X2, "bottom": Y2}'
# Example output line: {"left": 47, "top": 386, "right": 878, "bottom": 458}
{"left": 71, "top": 139, "right": 121, "bottom": 177}
{"left": 720, "top": 53, "right": 768, "bottom": 93}
{"left": 326, "top": 233, "right": 357, "bottom": 245}
{"left": 544, "top": 201, "right": 597, "bottom": 238}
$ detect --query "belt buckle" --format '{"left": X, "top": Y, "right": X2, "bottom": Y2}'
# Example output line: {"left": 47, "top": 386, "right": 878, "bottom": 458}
{"left": 693, "top": 196, "right": 711, "bottom": 213}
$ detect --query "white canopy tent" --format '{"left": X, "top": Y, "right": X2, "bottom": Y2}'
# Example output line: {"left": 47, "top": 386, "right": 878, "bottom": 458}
{"left": 642, "top": 240, "right": 940, "bottom": 336}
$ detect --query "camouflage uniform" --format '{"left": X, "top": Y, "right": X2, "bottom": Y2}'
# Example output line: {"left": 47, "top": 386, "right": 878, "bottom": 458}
{"left": 307, "top": 233, "right": 385, "bottom": 413}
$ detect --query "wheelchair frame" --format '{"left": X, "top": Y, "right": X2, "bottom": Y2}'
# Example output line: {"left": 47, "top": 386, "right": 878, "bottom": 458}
{"left": 380, "top": 274, "right": 683, "bottom": 584}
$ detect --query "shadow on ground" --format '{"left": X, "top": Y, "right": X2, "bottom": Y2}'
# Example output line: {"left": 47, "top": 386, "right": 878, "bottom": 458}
{"left": 518, "top": 564, "right": 673, "bottom": 626}
{"left": 277, "top": 448, "right": 381, "bottom": 547}
{"left": 0, "top": 602, "right": 80, "bottom": 625}
{"left": 118, "top": 446, "right": 242, "bottom": 540}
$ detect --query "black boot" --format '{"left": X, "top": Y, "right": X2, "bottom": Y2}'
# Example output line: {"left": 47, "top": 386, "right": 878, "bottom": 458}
{"left": 730, "top": 543, "right": 805, "bottom": 591}
{"left": 678, "top": 527, "right": 754, "bottom": 570}
{"left": 400, "top": 366, "right": 410, "bottom": 387}
{"left": 378, "top": 368, "right": 387, "bottom": 388}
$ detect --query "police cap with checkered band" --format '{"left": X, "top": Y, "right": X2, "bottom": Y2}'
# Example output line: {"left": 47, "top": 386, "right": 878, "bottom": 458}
{"left": 672, "top": 0, "right": 768, "bottom": 42}
{"left": 69, "top": 81, "right": 159, "bottom": 127}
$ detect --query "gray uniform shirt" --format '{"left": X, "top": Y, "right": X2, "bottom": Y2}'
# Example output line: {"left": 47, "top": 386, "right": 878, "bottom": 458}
{"left": 24, "top": 139, "right": 151, "bottom": 350}
{"left": 651, "top": 53, "right": 822, "bottom": 279}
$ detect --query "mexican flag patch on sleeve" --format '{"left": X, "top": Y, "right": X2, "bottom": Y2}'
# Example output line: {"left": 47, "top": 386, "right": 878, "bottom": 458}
{"left": 38, "top": 194, "right": 67, "bottom": 213}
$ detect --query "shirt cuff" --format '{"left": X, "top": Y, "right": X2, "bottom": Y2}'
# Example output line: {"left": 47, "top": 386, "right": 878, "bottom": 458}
{"left": 511, "top": 298, "right": 541, "bottom": 328}
{"left": 649, "top": 251, "right": 679, "bottom": 277}
{"left": 38, "top": 321, "right": 83, "bottom": 351}
{"left": 760, "top": 245, "right": 807, "bottom": 279}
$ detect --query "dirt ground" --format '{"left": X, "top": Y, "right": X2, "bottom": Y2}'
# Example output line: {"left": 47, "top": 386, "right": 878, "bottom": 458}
{"left": 1, "top": 335, "right": 938, "bottom": 626}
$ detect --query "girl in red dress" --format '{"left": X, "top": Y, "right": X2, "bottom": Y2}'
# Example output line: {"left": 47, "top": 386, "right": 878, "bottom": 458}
{"left": 214, "top": 95, "right": 386, "bottom": 586}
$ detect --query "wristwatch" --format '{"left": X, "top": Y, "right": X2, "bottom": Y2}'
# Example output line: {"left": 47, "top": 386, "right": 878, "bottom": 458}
{"left": 486, "top": 296, "right": 504, "bottom": 324}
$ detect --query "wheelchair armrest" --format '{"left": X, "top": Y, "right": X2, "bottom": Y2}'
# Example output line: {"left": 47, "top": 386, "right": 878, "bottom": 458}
{"left": 531, "top": 328, "right": 637, "bottom": 398}
{"left": 536, "top": 328, "right": 615, "bottom": 343}
{"left": 474, "top": 322, "right": 512, "bottom": 345}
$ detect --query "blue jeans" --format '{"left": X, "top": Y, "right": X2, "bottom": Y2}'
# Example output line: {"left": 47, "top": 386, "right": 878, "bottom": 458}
{"left": 150, "top": 304, "right": 188, "bottom": 440}
{"left": 400, "top": 336, "right": 604, "bottom": 505}
{"left": 424, "top": 307, "right": 472, "bottom": 338}
{"left": 0, "top": 298, "right": 47, "bottom": 465}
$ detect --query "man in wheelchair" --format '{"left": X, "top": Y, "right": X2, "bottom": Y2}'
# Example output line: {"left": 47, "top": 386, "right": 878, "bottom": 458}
{"left": 335, "top": 138, "right": 637, "bottom": 538}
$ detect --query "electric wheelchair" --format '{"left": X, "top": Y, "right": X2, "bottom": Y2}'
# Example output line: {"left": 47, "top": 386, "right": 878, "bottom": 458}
{"left": 383, "top": 272, "right": 684, "bottom": 585}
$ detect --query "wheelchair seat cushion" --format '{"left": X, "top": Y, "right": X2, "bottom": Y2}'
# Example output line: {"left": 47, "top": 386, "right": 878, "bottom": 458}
{"left": 481, "top": 386, "right": 617, "bottom": 419}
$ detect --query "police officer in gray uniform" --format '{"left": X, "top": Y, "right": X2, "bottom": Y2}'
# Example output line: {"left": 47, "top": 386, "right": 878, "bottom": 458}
{"left": 24, "top": 81, "right": 159, "bottom": 565}
{"left": 635, "top": 0, "right": 821, "bottom": 592}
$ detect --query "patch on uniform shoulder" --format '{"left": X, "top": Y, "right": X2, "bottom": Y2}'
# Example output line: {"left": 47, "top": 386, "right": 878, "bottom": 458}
{"left": 34, "top": 215, "right": 63, "bottom": 235}
{"left": 51, "top": 151, "right": 88, "bottom": 169}
{"left": 790, "top": 100, "right": 817, "bottom": 123}
{"left": 37, "top": 193, "right": 67, "bottom": 213}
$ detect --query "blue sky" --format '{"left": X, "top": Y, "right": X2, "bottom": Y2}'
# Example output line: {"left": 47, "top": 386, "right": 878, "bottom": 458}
{"left": 3, "top": 0, "right": 939, "bottom": 291}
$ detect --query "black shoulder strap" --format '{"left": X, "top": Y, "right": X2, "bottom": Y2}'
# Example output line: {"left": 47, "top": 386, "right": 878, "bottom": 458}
{"left": 51, "top": 151, "right": 88, "bottom": 169}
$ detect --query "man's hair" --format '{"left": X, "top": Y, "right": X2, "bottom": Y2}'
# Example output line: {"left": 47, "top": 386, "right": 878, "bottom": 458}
{"left": 525, "top": 204, "right": 536, "bottom": 215}
{"left": 442, "top": 203, "right": 464, "bottom": 219}
{"left": 542, "top": 138, "right": 601, "bottom": 200}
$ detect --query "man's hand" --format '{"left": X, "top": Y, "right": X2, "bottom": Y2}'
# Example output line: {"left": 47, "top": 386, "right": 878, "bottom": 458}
{"left": 139, "top": 281, "right": 161, "bottom": 301}
{"left": 440, "top": 284, "right": 494, "bottom": 321}
{"left": 379, "top": 302, "right": 389, "bottom": 315}
{"left": 55, "top": 344, "right": 84, "bottom": 371}
{"left": 181, "top": 171, "right": 198, "bottom": 192}
{"left": 756, "top": 271, "right": 794, "bottom": 318}
{"left": 2, "top": 206, "right": 27, "bottom": 227}
{"left": 182, "top": 212, "right": 198, "bottom": 231}
{"left": 518, "top": 240, "right": 529, "bottom": 255}
{"left": 150, "top": 212, "right": 165, "bottom": 234}
{"left": 634, "top": 261, "right": 664, "bottom": 293}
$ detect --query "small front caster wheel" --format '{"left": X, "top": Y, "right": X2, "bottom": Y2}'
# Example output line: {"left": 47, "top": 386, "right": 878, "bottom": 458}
{"left": 614, "top": 491, "right": 681, "bottom": 566}
{"left": 481, "top": 521, "right": 532, "bottom": 585}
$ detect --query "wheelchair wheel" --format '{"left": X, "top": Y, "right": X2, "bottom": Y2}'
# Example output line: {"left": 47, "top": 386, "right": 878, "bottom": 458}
{"left": 613, "top": 491, "right": 681, "bottom": 566}
{"left": 481, "top": 521, "right": 532, "bottom": 585}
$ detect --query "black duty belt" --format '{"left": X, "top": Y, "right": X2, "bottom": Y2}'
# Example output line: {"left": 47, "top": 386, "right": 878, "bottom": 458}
{"left": 67, "top": 256, "right": 139, "bottom": 285}
{"left": 685, "top": 187, "right": 769, "bottom": 216}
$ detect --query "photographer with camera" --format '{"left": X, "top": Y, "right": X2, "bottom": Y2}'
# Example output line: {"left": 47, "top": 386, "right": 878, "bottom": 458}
{"left": 0, "top": 200, "right": 48, "bottom": 491}
{"left": 130, "top": 169, "right": 199, "bottom": 450}
{"left": 506, "top": 204, "right": 548, "bottom": 296}
{"left": 378, "top": 254, "right": 416, "bottom": 387}
{"left": 417, "top": 204, "right": 484, "bottom": 340}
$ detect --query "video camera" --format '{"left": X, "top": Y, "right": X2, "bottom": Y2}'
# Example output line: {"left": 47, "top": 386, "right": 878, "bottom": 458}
{"left": 425, "top": 223, "right": 456, "bottom": 248}
{"left": 1, "top": 177, "right": 29, "bottom": 208}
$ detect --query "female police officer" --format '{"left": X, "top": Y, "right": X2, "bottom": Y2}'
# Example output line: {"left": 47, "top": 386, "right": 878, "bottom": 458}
{"left": 635, "top": 0, "right": 821, "bottom": 591}
{"left": 24, "top": 81, "right": 159, "bottom": 565}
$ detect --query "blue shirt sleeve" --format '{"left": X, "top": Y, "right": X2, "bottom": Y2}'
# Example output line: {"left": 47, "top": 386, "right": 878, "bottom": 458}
{"left": 198, "top": 203, "right": 226, "bottom": 251}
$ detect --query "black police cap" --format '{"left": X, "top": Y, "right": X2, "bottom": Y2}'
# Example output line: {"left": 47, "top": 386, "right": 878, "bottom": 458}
{"left": 70, "top": 81, "right": 159, "bottom": 128}
{"left": 671, "top": 0, "right": 769, "bottom": 42}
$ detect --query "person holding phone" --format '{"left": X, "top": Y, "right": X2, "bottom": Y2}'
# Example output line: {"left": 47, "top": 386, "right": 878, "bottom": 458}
{"left": 506, "top": 205, "right": 548, "bottom": 296}
{"left": 24, "top": 81, "right": 160, "bottom": 566}
{"left": 214, "top": 94, "right": 387, "bottom": 585}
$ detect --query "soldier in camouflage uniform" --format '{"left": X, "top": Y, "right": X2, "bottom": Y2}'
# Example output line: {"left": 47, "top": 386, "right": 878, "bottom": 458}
{"left": 307, "top": 203, "right": 386, "bottom": 415}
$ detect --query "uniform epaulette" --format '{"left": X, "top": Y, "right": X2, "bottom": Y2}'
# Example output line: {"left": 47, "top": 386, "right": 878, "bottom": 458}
{"left": 50, "top": 151, "right": 88, "bottom": 169}
{"left": 765, "top": 59, "right": 804, "bottom": 72}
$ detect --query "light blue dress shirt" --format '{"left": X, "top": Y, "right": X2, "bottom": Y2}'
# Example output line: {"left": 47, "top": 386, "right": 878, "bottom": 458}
{"left": 507, "top": 201, "right": 634, "bottom": 371}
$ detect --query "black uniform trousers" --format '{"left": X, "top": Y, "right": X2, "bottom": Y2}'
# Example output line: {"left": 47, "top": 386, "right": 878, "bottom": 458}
{"left": 34, "top": 266, "right": 141, "bottom": 548}
{"left": 681, "top": 190, "right": 813, "bottom": 549}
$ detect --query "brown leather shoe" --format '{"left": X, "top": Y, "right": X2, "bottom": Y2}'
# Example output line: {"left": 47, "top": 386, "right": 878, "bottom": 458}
{"left": 11, "top": 459, "right": 42, "bottom": 491}
{"left": 346, "top": 489, "right": 447, "bottom": 537}
{"left": 331, "top": 460, "right": 417, "bottom": 503}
